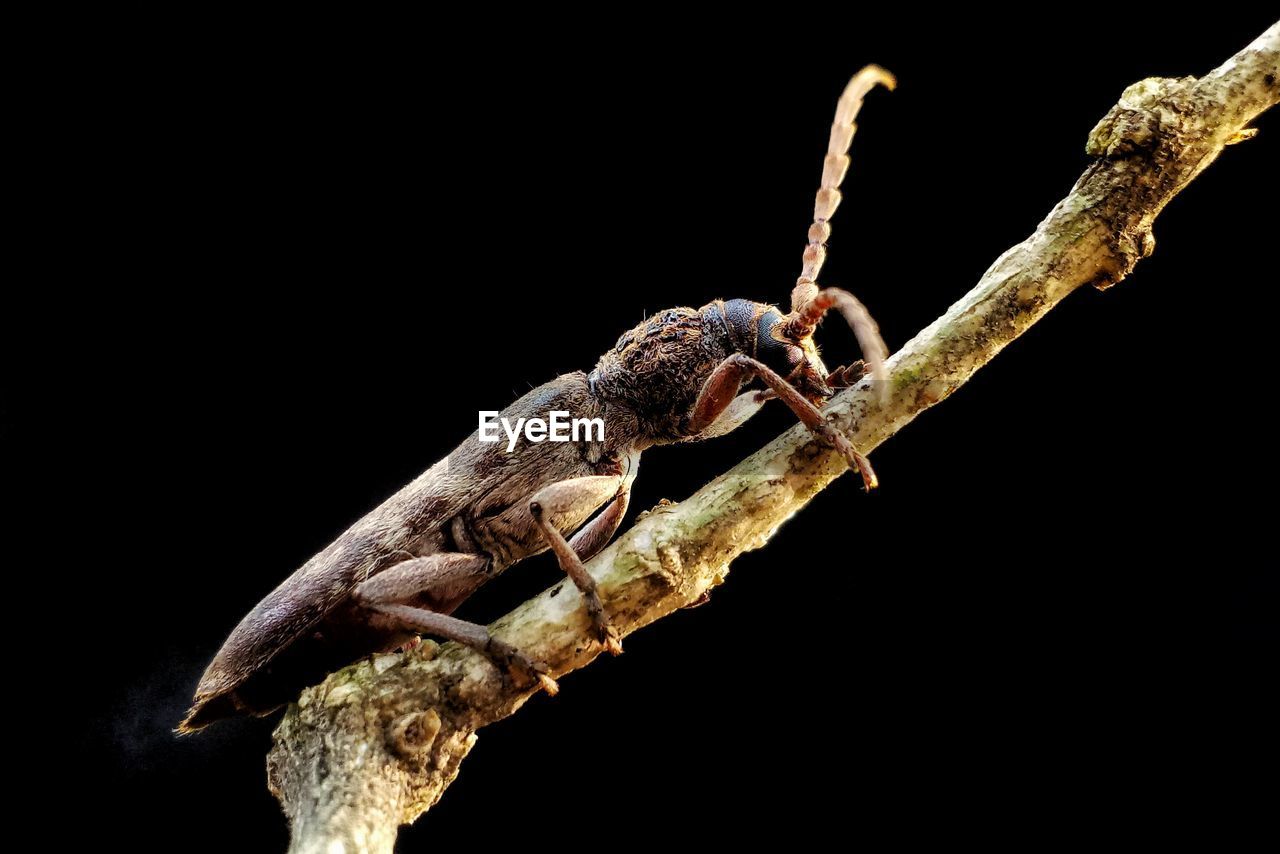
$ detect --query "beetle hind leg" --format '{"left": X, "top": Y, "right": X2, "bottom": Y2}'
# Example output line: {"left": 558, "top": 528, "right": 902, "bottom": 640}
{"left": 364, "top": 601, "right": 558, "bottom": 695}
{"left": 354, "top": 556, "right": 558, "bottom": 695}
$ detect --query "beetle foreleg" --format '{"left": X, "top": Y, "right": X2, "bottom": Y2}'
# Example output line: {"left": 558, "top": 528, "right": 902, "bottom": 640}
{"left": 529, "top": 476, "right": 628, "bottom": 656}
{"left": 681, "top": 390, "right": 767, "bottom": 442}
{"left": 692, "top": 353, "right": 878, "bottom": 490}
{"left": 754, "top": 360, "right": 866, "bottom": 403}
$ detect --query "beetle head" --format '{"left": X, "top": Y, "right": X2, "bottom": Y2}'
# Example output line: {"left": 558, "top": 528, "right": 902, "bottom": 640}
{"left": 750, "top": 302, "right": 833, "bottom": 403}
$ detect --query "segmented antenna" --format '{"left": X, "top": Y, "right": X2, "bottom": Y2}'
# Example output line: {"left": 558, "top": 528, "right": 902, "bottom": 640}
{"left": 791, "top": 65, "right": 896, "bottom": 314}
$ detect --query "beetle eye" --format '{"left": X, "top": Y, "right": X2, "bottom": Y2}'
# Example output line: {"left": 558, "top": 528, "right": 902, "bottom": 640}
{"left": 756, "top": 309, "right": 804, "bottom": 375}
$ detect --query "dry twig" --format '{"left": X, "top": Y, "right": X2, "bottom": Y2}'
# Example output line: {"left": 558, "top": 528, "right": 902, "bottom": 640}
{"left": 266, "top": 25, "right": 1279, "bottom": 854}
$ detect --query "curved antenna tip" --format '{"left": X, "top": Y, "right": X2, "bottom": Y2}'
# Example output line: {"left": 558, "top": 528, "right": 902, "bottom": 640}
{"left": 856, "top": 64, "right": 897, "bottom": 92}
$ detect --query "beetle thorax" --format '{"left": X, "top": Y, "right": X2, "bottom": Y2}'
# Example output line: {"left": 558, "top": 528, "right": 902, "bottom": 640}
{"left": 588, "top": 300, "right": 831, "bottom": 443}
{"left": 588, "top": 307, "right": 722, "bottom": 442}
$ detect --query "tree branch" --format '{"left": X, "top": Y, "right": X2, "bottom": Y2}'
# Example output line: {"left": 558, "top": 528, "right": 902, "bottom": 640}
{"left": 267, "top": 25, "right": 1278, "bottom": 854}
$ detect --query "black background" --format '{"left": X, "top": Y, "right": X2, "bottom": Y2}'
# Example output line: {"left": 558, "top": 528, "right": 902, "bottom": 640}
{"left": 19, "top": 14, "right": 1278, "bottom": 851}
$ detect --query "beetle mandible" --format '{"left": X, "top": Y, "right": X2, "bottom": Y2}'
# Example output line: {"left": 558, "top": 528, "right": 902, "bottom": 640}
{"left": 180, "top": 66, "right": 895, "bottom": 732}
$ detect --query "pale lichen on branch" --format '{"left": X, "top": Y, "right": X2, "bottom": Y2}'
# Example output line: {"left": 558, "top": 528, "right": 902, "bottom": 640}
{"left": 267, "top": 24, "right": 1278, "bottom": 854}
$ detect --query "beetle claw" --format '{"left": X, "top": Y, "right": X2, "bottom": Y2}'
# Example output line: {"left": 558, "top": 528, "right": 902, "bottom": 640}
{"left": 488, "top": 637, "right": 559, "bottom": 695}
{"left": 600, "top": 625, "right": 624, "bottom": 656}
{"left": 534, "top": 671, "right": 560, "bottom": 696}
{"left": 823, "top": 428, "right": 878, "bottom": 491}
{"left": 512, "top": 657, "right": 558, "bottom": 696}
{"left": 585, "top": 597, "right": 624, "bottom": 656}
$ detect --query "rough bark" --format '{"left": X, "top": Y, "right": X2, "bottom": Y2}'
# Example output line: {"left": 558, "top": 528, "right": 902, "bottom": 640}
{"left": 267, "top": 25, "right": 1278, "bottom": 854}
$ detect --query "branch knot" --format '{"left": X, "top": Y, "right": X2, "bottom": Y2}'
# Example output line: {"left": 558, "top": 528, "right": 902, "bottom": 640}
{"left": 1086, "top": 76, "right": 1197, "bottom": 158}
{"left": 388, "top": 709, "right": 442, "bottom": 759}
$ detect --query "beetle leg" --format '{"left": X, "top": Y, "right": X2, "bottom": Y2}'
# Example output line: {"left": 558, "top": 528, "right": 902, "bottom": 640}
{"left": 529, "top": 477, "right": 628, "bottom": 656}
{"left": 362, "top": 601, "right": 558, "bottom": 695}
{"left": 568, "top": 485, "right": 631, "bottom": 563}
{"left": 686, "top": 361, "right": 747, "bottom": 436}
{"left": 354, "top": 556, "right": 558, "bottom": 695}
{"left": 691, "top": 353, "right": 878, "bottom": 490}
{"left": 754, "top": 361, "right": 866, "bottom": 403}
{"left": 827, "top": 360, "right": 868, "bottom": 390}
{"left": 679, "top": 390, "right": 767, "bottom": 441}
{"left": 355, "top": 552, "right": 491, "bottom": 614}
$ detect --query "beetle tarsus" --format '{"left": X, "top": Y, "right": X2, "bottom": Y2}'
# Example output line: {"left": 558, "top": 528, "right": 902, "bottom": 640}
{"left": 487, "top": 637, "right": 559, "bottom": 695}
{"left": 599, "top": 622, "right": 624, "bottom": 656}
{"left": 827, "top": 360, "right": 868, "bottom": 389}
{"left": 823, "top": 425, "right": 878, "bottom": 491}
{"left": 583, "top": 588, "right": 623, "bottom": 655}
{"left": 683, "top": 590, "right": 713, "bottom": 609}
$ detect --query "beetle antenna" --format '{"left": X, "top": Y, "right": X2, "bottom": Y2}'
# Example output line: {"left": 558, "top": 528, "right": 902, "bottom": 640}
{"left": 785, "top": 65, "right": 895, "bottom": 401}
{"left": 790, "top": 65, "right": 895, "bottom": 314}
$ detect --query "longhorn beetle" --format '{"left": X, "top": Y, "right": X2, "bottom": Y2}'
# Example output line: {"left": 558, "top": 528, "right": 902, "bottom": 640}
{"left": 180, "top": 66, "right": 895, "bottom": 732}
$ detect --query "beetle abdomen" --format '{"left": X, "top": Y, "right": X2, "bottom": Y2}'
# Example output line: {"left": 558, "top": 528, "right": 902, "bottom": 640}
{"left": 179, "top": 521, "right": 422, "bottom": 732}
